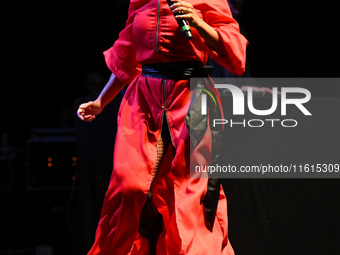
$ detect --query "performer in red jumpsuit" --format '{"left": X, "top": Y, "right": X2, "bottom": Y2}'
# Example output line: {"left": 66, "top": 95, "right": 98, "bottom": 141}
{"left": 77, "top": 0, "right": 247, "bottom": 254}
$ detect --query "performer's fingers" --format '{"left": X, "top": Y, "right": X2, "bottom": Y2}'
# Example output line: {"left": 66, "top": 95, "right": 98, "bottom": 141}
{"left": 171, "top": 4, "right": 193, "bottom": 11}
{"left": 175, "top": 13, "right": 192, "bottom": 20}
{"left": 170, "top": 0, "right": 193, "bottom": 9}
{"left": 79, "top": 102, "right": 94, "bottom": 110}
{"left": 171, "top": 1, "right": 194, "bottom": 18}
{"left": 83, "top": 115, "right": 96, "bottom": 122}
{"left": 172, "top": 6, "right": 193, "bottom": 14}
{"left": 79, "top": 102, "right": 89, "bottom": 109}
{"left": 77, "top": 108, "right": 85, "bottom": 120}
{"left": 77, "top": 114, "right": 84, "bottom": 121}
{"left": 77, "top": 104, "right": 97, "bottom": 122}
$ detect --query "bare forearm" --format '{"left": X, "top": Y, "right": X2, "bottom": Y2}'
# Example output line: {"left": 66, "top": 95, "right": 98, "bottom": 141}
{"left": 194, "top": 20, "right": 227, "bottom": 56}
{"left": 95, "top": 73, "right": 126, "bottom": 109}
{"left": 77, "top": 73, "right": 126, "bottom": 122}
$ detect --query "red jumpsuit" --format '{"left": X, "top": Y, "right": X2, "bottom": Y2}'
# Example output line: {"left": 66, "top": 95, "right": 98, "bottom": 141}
{"left": 88, "top": 0, "right": 248, "bottom": 254}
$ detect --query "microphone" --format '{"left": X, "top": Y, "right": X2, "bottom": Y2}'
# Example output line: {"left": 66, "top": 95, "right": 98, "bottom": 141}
{"left": 166, "top": 0, "right": 193, "bottom": 39}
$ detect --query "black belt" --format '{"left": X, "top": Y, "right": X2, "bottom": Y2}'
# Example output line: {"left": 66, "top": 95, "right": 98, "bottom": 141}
{"left": 142, "top": 61, "right": 207, "bottom": 80}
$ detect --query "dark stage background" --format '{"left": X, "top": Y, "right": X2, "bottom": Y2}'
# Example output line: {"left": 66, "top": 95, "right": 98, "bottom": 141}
{"left": 1, "top": 0, "right": 339, "bottom": 254}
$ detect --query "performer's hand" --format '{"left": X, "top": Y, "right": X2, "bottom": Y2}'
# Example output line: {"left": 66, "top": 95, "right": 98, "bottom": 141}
{"left": 170, "top": 0, "right": 202, "bottom": 28}
{"left": 77, "top": 100, "right": 103, "bottom": 122}
{"left": 171, "top": 0, "right": 226, "bottom": 56}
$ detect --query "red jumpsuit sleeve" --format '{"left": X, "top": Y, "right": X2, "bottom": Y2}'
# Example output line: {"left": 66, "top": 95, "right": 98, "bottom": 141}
{"left": 203, "top": 0, "right": 248, "bottom": 76}
{"left": 103, "top": 0, "right": 146, "bottom": 84}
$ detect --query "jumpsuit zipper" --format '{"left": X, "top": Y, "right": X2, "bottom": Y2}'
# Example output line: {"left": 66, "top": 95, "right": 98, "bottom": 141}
{"left": 156, "top": 0, "right": 161, "bottom": 54}
{"left": 147, "top": 0, "right": 163, "bottom": 196}
{"left": 148, "top": 79, "right": 174, "bottom": 196}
